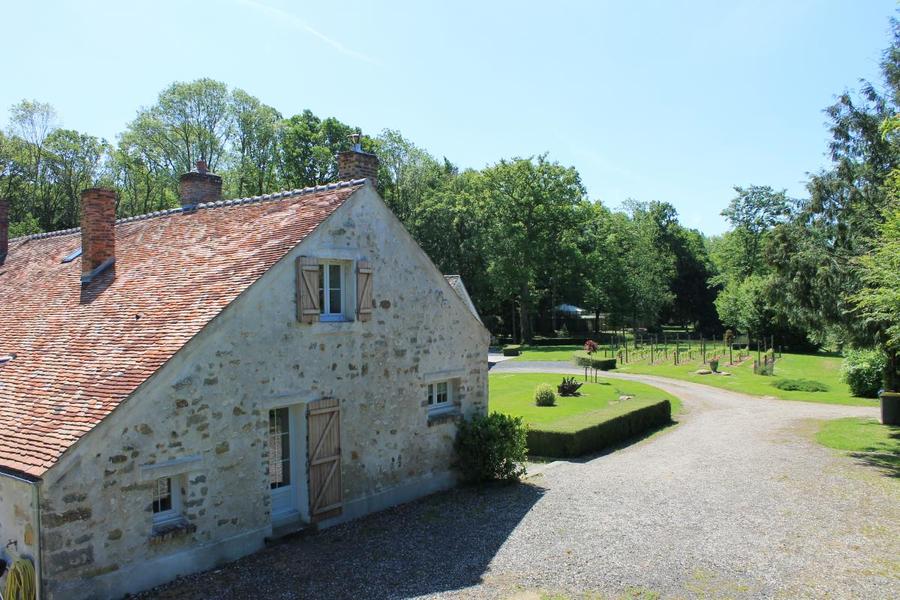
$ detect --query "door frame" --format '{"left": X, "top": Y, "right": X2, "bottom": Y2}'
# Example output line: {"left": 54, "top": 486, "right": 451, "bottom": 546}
{"left": 268, "top": 403, "right": 310, "bottom": 525}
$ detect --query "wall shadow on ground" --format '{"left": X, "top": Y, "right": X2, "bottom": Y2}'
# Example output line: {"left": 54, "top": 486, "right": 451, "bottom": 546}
{"left": 139, "top": 481, "right": 545, "bottom": 600}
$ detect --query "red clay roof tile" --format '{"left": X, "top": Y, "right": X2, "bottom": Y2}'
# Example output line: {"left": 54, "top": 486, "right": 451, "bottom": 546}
{"left": 0, "top": 182, "right": 362, "bottom": 477}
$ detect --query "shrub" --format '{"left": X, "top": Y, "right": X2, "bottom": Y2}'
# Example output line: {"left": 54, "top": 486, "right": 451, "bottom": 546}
{"left": 709, "top": 358, "right": 719, "bottom": 373}
{"left": 557, "top": 376, "right": 583, "bottom": 396}
{"left": 502, "top": 344, "right": 521, "bottom": 357}
{"left": 527, "top": 400, "right": 672, "bottom": 457}
{"left": 534, "top": 384, "right": 556, "bottom": 406}
{"left": 455, "top": 413, "right": 528, "bottom": 483}
{"left": 841, "top": 349, "right": 887, "bottom": 398}
{"left": 583, "top": 339, "right": 599, "bottom": 354}
{"left": 774, "top": 378, "right": 829, "bottom": 392}
{"left": 572, "top": 352, "right": 616, "bottom": 370}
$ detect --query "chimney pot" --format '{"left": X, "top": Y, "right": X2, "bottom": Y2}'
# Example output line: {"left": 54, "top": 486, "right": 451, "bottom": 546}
{"left": 80, "top": 188, "right": 117, "bottom": 278}
{"left": 337, "top": 135, "right": 379, "bottom": 187}
{"left": 0, "top": 198, "right": 9, "bottom": 263}
{"left": 179, "top": 163, "right": 222, "bottom": 208}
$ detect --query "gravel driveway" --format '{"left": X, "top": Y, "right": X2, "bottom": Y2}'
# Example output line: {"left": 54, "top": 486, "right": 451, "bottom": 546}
{"left": 138, "top": 363, "right": 899, "bottom": 599}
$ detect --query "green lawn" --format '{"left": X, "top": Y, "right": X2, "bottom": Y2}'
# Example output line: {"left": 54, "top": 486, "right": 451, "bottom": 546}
{"left": 816, "top": 417, "right": 899, "bottom": 476}
{"left": 489, "top": 372, "right": 681, "bottom": 430}
{"left": 616, "top": 352, "right": 877, "bottom": 407}
{"left": 506, "top": 345, "right": 874, "bottom": 407}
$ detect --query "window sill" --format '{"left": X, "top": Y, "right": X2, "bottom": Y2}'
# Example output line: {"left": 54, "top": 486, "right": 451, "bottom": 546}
{"left": 319, "top": 314, "right": 349, "bottom": 323}
{"left": 311, "top": 320, "right": 359, "bottom": 335}
{"left": 149, "top": 518, "right": 195, "bottom": 545}
{"left": 427, "top": 407, "right": 462, "bottom": 427}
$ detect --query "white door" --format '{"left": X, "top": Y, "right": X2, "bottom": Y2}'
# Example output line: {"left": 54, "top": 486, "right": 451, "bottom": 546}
{"left": 269, "top": 407, "right": 299, "bottom": 522}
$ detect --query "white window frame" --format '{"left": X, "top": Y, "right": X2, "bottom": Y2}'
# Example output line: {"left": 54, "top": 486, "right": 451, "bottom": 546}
{"left": 427, "top": 380, "right": 454, "bottom": 413}
{"left": 151, "top": 476, "right": 184, "bottom": 528}
{"left": 318, "top": 261, "right": 348, "bottom": 322}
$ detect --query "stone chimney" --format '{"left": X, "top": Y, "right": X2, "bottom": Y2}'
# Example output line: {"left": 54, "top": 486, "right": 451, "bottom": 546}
{"left": 0, "top": 198, "right": 8, "bottom": 264}
{"left": 80, "top": 188, "right": 117, "bottom": 282}
{"left": 337, "top": 134, "right": 379, "bottom": 186}
{"left": 179, "top": 160, "right": 222, "bottom": 209}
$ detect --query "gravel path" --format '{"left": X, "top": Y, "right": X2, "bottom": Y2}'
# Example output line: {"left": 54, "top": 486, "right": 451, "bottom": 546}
{"left": 139, "top": 363, "right": 899, "bottom": 599}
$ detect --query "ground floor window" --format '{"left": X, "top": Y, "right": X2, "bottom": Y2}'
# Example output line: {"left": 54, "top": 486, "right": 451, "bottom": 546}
{"left": 427, "top": 380, "right": 453, "bottom": 412}
{"left": 269, "top": 407, "right": 292, "bottom": 489}
{"left": 152, "top": 476, "right": 183, "bottom": 527}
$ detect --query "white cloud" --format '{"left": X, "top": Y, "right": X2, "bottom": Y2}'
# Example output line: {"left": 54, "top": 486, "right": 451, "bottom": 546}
{"left": 236, "top": 0, "right": 379, "bottom": 66}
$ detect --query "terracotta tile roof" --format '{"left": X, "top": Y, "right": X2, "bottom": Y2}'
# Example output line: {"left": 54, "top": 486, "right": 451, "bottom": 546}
{"left": 0, "top": 181, "right": 364, "bottom": 477}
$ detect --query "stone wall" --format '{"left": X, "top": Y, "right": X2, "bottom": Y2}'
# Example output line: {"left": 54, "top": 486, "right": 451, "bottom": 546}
{"left": 0, "top": 473, "right": 38, "bottom": 591}
{"left": 37, "top": 184, "right": 489, "bottom": 599}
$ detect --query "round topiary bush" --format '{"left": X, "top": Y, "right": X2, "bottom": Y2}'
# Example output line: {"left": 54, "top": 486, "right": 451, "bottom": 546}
{"left": 534, "top": 383, "right": 556, "bottom": 407}
{"left": 841, "top": 349, "right": 886, "bottom": 398}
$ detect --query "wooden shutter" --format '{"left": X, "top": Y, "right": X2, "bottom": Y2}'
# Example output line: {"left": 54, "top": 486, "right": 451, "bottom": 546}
{"left": 296, "top": 256, "right": 320, "bottom": 323}
{"left": 308, "top": 398, "right": 342, "bottom": 521}
{"left": 356, "top": 260, "right": 373, "bottom": 322}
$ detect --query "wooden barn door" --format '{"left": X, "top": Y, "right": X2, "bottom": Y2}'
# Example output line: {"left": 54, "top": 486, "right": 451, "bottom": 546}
{"left": 307, "top": 398, "right": 342, "bottom": 522}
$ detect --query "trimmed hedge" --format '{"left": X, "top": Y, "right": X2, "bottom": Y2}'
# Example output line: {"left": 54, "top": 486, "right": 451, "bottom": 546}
{"left": 528, "top": 337, "right": 587, "bottom": 346}
{"left": 502, "top": 344, "right": 522, "bottom": 357}
{"left": 527, "top": 400, "right": 671, "bottom": 458}
{"left": 572, "top": 351, "right": 617, "bottom": 371}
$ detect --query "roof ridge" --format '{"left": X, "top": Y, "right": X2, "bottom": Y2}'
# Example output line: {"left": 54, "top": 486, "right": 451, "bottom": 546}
{"left": 10, "top": 179, "right": 367, "bottom": 243}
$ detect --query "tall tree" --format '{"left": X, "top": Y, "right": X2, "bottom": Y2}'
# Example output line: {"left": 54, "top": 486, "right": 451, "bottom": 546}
{"left": 125, "top": 78, "right": 234, "bottom": 175}
{"left": 375, "top": 129, "right": 448, "bottom": 223}
{"left": 767, "top": 20, "right": 900, "bottom": 345}
{"left": 8, "top": 100, "right": 58, "bottom": 230}
{"left": 230, "top": 89, "right": 281, "bottom": 197}
{"left": 721, "top": 185, "right": 791, "bottom": 278}
{"left": 481, "top": 155, "right": 585, "bottom": 342}
{"left": 614, "top": 205, "right": 675, "bottom": 332}
{"left": 44, "top": 129, "right": 108, "bottom": 229}
{"left": 279, "top": 110, "right": 355, "bottom": 188}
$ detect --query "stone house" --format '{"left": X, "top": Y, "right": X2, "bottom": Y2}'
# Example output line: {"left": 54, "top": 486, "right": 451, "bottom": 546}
{"left": 0, "top": 147, "right": 489, "bottom": 599}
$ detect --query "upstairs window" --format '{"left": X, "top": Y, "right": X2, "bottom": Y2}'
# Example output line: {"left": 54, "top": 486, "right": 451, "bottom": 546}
{"left": 298, "top": 257, "right": 374, "bottom": 324}
{"left": 318, "top": 263, "right": 345, "bottom": 320}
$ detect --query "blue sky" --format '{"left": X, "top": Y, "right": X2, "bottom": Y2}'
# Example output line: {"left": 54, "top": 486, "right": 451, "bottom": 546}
{"left": 1, "top": 0, "right": 895, "bottom": 234}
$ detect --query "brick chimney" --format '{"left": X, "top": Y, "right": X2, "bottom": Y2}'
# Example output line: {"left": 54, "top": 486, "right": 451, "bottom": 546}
{"left": 80, "top": 188, "right": 117, "bottom": 281}
{"left": 179, "top": 160, "right": 222, "bottom": 209}
{"left": 0, "top": 198, "right": 8, "bottom": 264}
{"left": 337, "top": 134, "right": 379, "bottom": 186}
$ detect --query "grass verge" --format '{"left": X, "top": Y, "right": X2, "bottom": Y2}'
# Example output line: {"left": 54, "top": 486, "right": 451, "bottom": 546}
{"left": 816, "top": 417, "right": 899, "bottom": 476}
{"left": 617, "top": 352, "right": 877, "bottom": 407}
{"left": 490, "top": 373, "right": 680, "bottom": 457}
